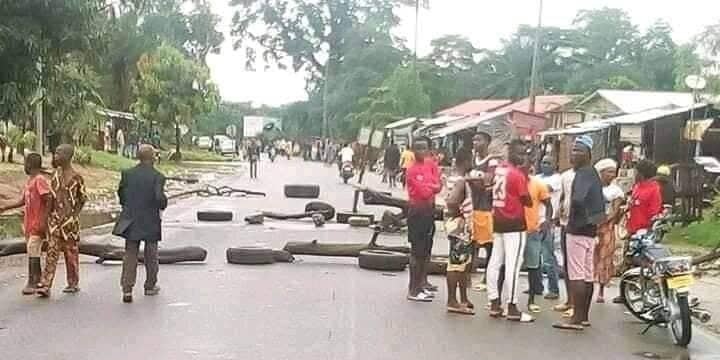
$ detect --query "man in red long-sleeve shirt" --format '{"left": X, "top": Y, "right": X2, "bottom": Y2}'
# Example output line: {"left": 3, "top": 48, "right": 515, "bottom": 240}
{"left": 406, "top": 137, "right": 442, "bottom": 302}
{"left": 613, "top": 159, "right": 663, "bottom": 304}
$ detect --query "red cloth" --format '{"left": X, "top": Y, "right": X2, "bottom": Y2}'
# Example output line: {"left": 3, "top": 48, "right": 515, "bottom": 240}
{"left": 492, "top": 162, "right": 529, "bottom": 230}
{"left": 23, "top": 175, "right": 50, "bottom": 237}
{"left": 406, "top": 159, "right": 440, "bottom": 207}
{"left": 627, "top": 179, "right": 662, "bottom": 234}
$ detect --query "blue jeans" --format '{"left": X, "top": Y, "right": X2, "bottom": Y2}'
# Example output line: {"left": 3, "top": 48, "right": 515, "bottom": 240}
{"left": 540, "top": 225, "right": 560, "bottom": 295}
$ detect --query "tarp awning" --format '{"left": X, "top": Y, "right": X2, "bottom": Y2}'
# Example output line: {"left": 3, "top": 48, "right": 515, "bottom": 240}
{"left": 539, "top": 121, "right": 613, "bottom": 136}
{"left": 385, "top": 117, "right": 420, "bottom": 130}
{"left": 430, "top": 111, "right": 508, "bottom": 139}
{"left": 96, "top": 108, "right": 136, "bottom": 121}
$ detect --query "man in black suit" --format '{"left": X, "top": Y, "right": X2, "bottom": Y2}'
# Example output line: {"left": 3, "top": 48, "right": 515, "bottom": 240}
{"left": 114, "top": 144, "right": 168, "bottom": 303}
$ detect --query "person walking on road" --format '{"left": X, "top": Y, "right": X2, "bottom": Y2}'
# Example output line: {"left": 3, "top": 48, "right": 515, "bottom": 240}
{"left": 400, "top": 145, "right": 415, "bottom": 188}
{"left": 384, "top": 142, "right": 401, "bottom": 188}
{"left": 248, "top": 139, "right": 260, "bottom": 179}
{"left": 113, "top": 145, "right": 168, "bottom": 303}
{"left": 536, "top": 156, "right": 562, "bottom": 300}
{"left": 486, "top": 140, "right": 533, "bottom": 322}
{"left": 593, "top": 158, "right": 624, "bottom": 304}
{"left": 36, "top": 144, "right": 87, "bottom": 297}
{"left": 406, "top": 137, "right": 442, "bottom": 302}
{"left": 553, "top": 135, "right": 604, "bottom": 331}
{"left": 0, "top": 153, "right": 51, "bottom": 295}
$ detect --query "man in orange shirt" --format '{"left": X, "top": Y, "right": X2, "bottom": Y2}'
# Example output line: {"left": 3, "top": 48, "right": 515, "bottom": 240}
{"left": 523, "top": 170, "right": 552, "bottom": 313}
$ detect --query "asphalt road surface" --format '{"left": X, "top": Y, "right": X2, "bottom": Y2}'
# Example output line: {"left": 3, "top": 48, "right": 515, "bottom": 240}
{"left": 1, "top": 158, "right": 719, "bottom": 360}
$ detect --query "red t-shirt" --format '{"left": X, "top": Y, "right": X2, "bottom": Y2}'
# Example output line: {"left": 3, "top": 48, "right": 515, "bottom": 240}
{"left": 492, "top": 162, "right": 529, "bottom": 233}
{"left": 406, "top": 159, "right": 440, "bottom": 208}
{"left": 627, "top": 179, "right": 662, "bottom": 234}
{"left": 23, "top": 175, "right": 50, "bottom": 237}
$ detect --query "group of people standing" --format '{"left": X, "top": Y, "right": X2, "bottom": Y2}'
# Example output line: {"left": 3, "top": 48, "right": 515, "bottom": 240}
{"left": 1, "top": 145, "right": 87, "bottom": 297}
{"left": 1, "top": 144, "right": 168, "bottom": 303}
{"left": 403, "top": 131, "right": 666, "bottom": 331}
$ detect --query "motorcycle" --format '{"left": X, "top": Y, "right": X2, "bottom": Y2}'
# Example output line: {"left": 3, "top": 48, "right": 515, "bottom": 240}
{"left": 340, "top": 161, "right": 354, "bottom": 184}
{"left": 619, "top": 210, "right": 710, "bottom": 347}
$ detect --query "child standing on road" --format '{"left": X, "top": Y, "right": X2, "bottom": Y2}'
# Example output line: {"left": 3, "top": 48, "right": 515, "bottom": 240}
{"left": 0, "top": 153, "right": 51, "bottom": 295}
{"left": 445, "top": 148, "right": 475, "bottom": 314}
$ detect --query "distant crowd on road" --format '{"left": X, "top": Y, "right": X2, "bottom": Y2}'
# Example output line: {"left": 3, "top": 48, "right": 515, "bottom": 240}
{"left": 402, "top": 130, "right": 670, "bottom": 331}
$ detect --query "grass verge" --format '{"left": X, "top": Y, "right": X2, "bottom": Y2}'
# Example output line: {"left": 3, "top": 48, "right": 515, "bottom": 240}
{"left": 666, "top": 220, "right": 720, "bottom": 249}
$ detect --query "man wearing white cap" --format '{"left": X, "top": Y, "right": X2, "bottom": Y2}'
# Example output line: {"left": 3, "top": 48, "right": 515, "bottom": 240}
{"left": 553, "top": 135, "right": 604, "bottom": 331}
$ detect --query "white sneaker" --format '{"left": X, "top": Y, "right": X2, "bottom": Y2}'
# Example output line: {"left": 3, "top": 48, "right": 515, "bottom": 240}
{"left": 422, "top": 289, "right": 436, "bottom": 298}
{"left": 407, "top": 292, "right": 433, "bottom": 302}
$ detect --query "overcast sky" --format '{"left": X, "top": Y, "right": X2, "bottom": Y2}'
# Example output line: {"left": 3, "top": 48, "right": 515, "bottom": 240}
{"left": 206, "top": 0, "right": 720, "bottom": 106}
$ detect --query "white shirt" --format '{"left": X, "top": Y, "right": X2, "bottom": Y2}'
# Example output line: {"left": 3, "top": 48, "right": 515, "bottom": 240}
{"left": 602, "top": 183, "right": 625, "bottom": 215}
{"left": 538, "top": 172, "right": 562, "bottom": 220}
{"left": 559, "top": 169, "right": 576, "bottom": 226}
{"left": 340, "top": 147, "right": 354, "bottom": 163}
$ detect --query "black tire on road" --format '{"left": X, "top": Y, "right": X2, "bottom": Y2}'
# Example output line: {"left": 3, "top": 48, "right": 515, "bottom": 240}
{"left": 304, "top": 201, "right": 336, "bottom": 220}
{"left": 197, "top": 210, "right": 233, "bottom": 222}
{"left": 284, "top": 184, "right": 320, "bottom": 199}
{"left": 669, "top": 294, "right": 692, "bottom": 347}
{"left": 358, "top": 250, "right": 408, "bottom": 271}
{"left": 226, "top": 247, "right": 276, "bottom": 265}
{"left": 620, "top": 274, "right": 654, "bottom": 323}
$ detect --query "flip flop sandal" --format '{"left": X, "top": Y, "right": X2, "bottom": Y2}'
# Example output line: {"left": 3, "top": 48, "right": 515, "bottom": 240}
{"left": 562, "top": 308, "right": 574, "bottom": 318}
{"left": 488, "top": 309, "right": 504, "bottom": 318}
{"left": 528, "top": 304, "right": 542, "bottom": 313}
{"left": 36, "top": 287, "right": 50, "bottom": 298}
{"left": 581, "top": 321, "right": 592, "bottom": 327}
{"left": 507, "top": 313, "right": 535, "bottom": 323}
{"left": 553, "top": 304, "right": 571, "bottom": 312}
{"left": 447, "top": 306, "right": 475, "bottom": 315}
{"left": 552, "top": 322, "right": 584, "bottom": 331}
{"left": 463, "top": 302, "right": 475, "bottom": 310}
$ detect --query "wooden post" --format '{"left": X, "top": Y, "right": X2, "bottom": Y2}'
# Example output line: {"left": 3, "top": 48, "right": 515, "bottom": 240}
{"left": 356, "top": 126, "right": 376, "bottom": 185}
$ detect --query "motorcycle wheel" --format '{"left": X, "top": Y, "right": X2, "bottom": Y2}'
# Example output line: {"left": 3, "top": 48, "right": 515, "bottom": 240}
{"left": 668, "top": 293, "right": 692, "bottom": 347}
{"left": 620, "top": 274, "right": 656, "bottom": 323}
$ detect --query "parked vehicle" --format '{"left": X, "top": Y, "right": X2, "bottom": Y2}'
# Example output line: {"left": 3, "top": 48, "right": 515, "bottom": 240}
{"left": 340, "top": 161, "right": 354, "bottom": 184}
{"left": 196, "top": 136, "right": 212, "bottom": 150}
{"left": 619, "top": 209, "right": 710, "bottom": 347}
{"left": 213, "top": 135, "right": 236, "bottom": 156}
{"left": 694, "top": 156, "right": 720, "bottom": 204}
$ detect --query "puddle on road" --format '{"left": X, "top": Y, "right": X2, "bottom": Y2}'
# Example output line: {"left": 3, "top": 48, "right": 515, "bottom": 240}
{"left": 167, "top": 302, "right": 192, "bottom": 307}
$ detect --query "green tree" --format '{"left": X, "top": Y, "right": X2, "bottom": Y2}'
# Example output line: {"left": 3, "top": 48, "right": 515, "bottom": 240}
{"left": 382, "top": 65, "right": 430, "bottom": 117}
{"left": 636, "top": 20, "right": 677, "bottom": 90}
{"left": 133, "top": 44, "right": 219, "bottom": 160}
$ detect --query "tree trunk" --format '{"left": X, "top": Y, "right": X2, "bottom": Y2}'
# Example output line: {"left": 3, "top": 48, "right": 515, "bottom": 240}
{"left": 283, "top": 232, "right": 410, "bottom": 257}
{"left": 174, "top": 121, "right": 182, "bottom": 162}
{"left": 0, "top": 240, "right": 207, "bottom": 264}
{"left": 8, "top": 146, "right": 14, "bottom": 163}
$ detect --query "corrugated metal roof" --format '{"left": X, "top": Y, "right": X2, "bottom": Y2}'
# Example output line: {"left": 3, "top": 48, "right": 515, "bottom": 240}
{"left": 495, "top": 95, "right": 577, "bottom": 114}
{"left": 608, "top": 104, "right": 706, "bottom": 125}
{"left": 430, "top": 111, "right": 509, "bottom": 138}
{"left": 436, "top": 99, "right": 512, "bottom": 116}
{"left": 579, "top": 90, "right": 695, "bottom": 114}
{"left": 421, "top": 115, "right": 466, "bottom": 127}
{"left": 539, "top": 103, "right": 707, "bottom": 136}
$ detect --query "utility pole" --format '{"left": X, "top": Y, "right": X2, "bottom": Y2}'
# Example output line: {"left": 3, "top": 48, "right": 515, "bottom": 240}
{"left": 35, "top": 61, "right": 44, "bottom": 154}
{"left": 322, "top": 59, "right": 330, "bottom": 139}
{"left": 528, "top": 0, "right": 543, "bottom": 113}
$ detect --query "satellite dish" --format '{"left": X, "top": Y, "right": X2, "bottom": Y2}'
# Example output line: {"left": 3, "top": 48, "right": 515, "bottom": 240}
{"left": 685, "top": 75, "right": 707, "bottom": 90}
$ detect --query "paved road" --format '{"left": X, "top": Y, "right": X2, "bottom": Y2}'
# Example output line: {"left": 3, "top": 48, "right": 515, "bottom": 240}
{"left": 1, "top": 158, "right": 719, "bottom": 360}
